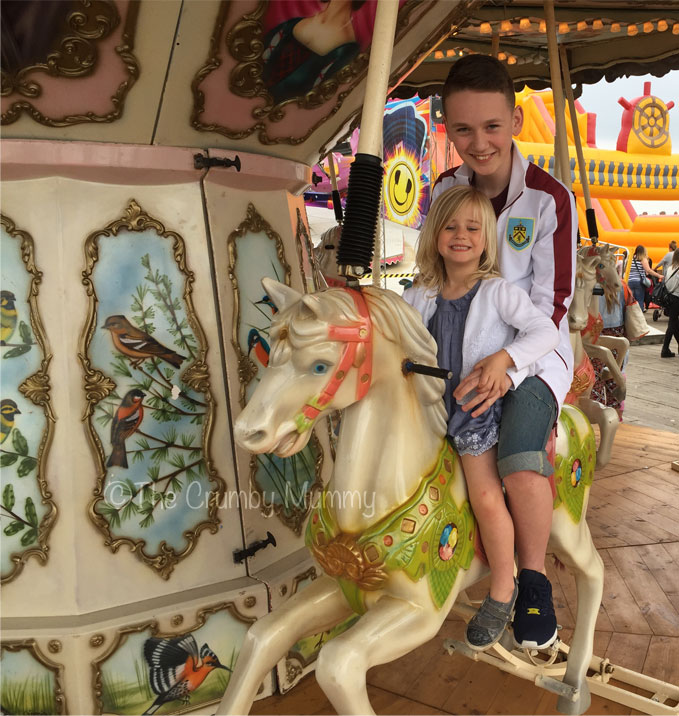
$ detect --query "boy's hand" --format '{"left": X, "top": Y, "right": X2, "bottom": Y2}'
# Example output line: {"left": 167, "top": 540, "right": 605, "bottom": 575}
{"left": 453, "top": 350, "right": 514, "bottom": 417}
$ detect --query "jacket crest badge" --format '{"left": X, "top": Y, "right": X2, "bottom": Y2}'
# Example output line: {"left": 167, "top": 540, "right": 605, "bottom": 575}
{"left": 507, "top": 217, "right": 535, "bottom": 250}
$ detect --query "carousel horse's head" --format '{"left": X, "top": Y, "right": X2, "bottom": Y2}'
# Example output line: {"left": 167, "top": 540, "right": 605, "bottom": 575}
{"left": 234, "top": 279, "right": 446, "bottom": 457}
{"left": 579, "top": 244, "right": 622, "bottom": 313}
{"left": 569, "top": 252, "right": 600, "bottom": 332}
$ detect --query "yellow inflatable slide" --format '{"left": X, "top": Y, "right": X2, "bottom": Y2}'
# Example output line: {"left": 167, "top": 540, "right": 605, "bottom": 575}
{"left": 515, "top": 83, "right": 679, "bottom": 265}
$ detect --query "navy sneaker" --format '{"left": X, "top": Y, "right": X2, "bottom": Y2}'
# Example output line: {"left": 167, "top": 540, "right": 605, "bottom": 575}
{"left": 512, "top": 569, "right": 558, "bottom": 649}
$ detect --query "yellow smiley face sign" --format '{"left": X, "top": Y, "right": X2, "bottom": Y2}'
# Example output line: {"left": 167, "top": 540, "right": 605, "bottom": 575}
{"left": 387, "top": 160, "right": 417, "bottom": 217}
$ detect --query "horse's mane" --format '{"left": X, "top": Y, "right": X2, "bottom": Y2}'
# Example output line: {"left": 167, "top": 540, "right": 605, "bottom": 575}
{"left": 270, "top": 286, "right": 447, "bottom": 439}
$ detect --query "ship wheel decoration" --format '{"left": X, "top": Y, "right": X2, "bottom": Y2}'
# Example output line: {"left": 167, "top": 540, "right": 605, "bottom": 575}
{"left": 633, "top": 96, "right": 671, "bottom": 149}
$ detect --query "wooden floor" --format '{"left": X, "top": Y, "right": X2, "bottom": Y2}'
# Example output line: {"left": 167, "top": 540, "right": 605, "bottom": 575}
{"left": 252, "top": 422, "right": 679, "bottom": 715}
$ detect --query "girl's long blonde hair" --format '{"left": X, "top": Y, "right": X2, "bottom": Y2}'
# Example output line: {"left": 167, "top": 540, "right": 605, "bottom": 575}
{"left": 415, "top": 185, "right": 501, "bottom": 292}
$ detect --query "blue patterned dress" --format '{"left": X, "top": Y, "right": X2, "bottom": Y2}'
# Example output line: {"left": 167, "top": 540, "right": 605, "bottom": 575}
{"left": 427, "top": 283, "right": 503, "bottom": 456}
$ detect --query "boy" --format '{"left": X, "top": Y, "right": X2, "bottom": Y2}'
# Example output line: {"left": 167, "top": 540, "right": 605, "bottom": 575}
{"left": 433, "top": 55, "right": 577, "bottom": 650}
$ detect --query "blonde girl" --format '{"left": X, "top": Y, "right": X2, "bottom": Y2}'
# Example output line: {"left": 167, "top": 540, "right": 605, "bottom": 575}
{"left": 403, "top": 186, "right": 559, "bottom": 650}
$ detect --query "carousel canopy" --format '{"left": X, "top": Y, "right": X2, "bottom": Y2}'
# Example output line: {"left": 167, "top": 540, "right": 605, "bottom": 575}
{"left": 393, "top": 1, "right": 679, "bottom": 99}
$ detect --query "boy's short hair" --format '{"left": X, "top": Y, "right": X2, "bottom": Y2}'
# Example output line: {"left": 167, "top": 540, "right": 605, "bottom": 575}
{"left": 442, "top": 55, "right": 515, "bottom": 113}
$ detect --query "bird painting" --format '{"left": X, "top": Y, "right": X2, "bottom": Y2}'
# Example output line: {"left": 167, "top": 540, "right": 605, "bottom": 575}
{"left": 0, "top": 399, "right": 21, "bottom": 445}
{"left": 254, "top": 294, "right": 278, "bottom": 315}
{"left": 1, "top": 291, "right": 18, "bottom": 345}
{"left": 142, "top": 634, "right": 231, "bottom": 714}
{"left": 107, "top": 389, "right": 145, "bottom": 469}
{"left": 102, "top": 315, "right": 185, "bottom": 369}
{"left": 247, "top": 329, "right": 270, "bottom": 368}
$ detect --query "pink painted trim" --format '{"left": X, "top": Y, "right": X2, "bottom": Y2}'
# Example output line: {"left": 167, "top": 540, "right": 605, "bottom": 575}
{"left": 1, "top": 140, "right": 311, "bottom": 192}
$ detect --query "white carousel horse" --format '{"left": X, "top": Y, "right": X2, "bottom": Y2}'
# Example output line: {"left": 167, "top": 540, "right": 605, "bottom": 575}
{"left": 313, "top": 225, "right": 344, "bottom": 287}
{"left": 566, "top": 250, "right": 621, "bottom": 468}
{"left": 217, "top": 279, "right": 604, "bottom": 716}
{"left": 579, "top": 244, "right": 629, "bottom": 400}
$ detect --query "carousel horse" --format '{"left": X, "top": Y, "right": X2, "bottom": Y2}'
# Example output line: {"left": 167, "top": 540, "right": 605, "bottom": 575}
{"left": 566, "top": 249, "right": 622, "bottom": 468}
{"left": 579, "top": 244, "right": 629, "bottom": 400}
{"left": 217, "top": 279, "right": 604, "bottom": 716}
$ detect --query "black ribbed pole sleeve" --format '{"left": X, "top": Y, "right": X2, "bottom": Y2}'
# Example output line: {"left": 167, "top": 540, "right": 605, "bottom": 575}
{"left": 331, "top": 190, "right": 343, "bottom": 223}
{"left": 585, "top": 208, "right": 598, "bottom": 240}
{"left": 337, "top": 153, "right": 383, "bottom": 272}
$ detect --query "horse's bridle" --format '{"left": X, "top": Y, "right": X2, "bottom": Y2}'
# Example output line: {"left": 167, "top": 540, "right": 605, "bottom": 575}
{"left": 294, "top": 289, "right": 373, "bottom": 434}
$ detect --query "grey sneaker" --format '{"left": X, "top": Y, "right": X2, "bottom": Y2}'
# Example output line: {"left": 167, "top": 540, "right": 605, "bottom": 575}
{"left": 465, "top": 580, "right": 519, "bottom": 651}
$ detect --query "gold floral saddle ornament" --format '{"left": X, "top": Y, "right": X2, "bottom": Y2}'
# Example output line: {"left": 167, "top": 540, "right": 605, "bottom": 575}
{"left": 305, "top": 440, "right": 476, "bottom": 614}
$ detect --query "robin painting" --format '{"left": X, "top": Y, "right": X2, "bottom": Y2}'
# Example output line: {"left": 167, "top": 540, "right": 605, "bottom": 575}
{"left": 102, "top": 315, "right": 185, "bottom": 369}
{"left": 142, "top": 634, "right": 230, "bottom": 714}
{"left": 107, "top": 389, "right": 145, "bottom": 469}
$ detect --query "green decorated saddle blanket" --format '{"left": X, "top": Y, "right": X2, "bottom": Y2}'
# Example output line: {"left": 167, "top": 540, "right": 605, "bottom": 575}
{"left": 305, "top": 440, "right": 476, "bottom": 614}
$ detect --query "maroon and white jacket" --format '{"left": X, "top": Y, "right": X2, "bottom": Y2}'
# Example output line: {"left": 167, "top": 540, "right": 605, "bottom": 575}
{"left": 431, "top": 143, "right": 576, "bottom": 410}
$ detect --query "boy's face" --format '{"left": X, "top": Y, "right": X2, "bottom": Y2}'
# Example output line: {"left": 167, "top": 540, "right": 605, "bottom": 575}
{"left": 444, "top": 90, "right": 523, "bottom": 181}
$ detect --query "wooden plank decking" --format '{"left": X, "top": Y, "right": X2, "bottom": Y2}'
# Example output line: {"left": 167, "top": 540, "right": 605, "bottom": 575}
{"left": 251, "top": 438, "right": 679, "bottom": 714}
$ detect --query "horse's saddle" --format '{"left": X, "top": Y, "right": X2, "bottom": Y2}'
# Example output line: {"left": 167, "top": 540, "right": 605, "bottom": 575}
{"left": 306, "top": 440, "right": 476, "bottom": 614}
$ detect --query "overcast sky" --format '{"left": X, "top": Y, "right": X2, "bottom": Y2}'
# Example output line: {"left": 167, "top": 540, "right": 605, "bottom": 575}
{"left": 577, "top": 70, "right": 678, "bottom": 215}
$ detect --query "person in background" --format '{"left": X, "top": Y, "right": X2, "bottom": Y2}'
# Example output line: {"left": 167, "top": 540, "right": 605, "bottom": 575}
{"left": 661, "top": 248, "right": 679, "bottom": 358}
{"left": 657, "top": 240, "right": 678, "bottom": 276}
{"left": 628, "top": 245, "right": 662, "bottom": 312}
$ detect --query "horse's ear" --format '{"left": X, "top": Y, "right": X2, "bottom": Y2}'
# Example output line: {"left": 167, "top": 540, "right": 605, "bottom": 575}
{"left": 300, "top": 293, "right": 323, "bottom": 319}
{"left": 261, "top": 278, "right": 301, "bottom": 312}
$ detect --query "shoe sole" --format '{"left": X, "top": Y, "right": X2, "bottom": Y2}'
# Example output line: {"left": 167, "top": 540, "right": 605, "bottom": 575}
{"left": 464, "top": 630, "right": 507, "bottom": 652}
{"left": 512, "top": 627, "right": 558, "bottom": 650}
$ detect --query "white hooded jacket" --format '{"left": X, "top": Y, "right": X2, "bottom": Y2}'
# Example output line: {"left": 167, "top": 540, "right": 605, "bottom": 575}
{"left": 403, "top": 279, "right": 559, "bottom": 392}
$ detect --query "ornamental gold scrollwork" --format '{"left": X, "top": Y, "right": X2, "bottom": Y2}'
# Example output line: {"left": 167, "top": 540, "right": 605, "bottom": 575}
{"left": 226, "top": 203, "right": 292, "bottom": 409}
{"left": 80, "top": 200, "right": 224, "bottom": 579}
{"left": 294, "top": 208, "right": 324, "bottom": 293}
{"left": 191, "top": 0, "right": 422, "bottom": 145}
{"left": 0, "top": 215, "right": 57, "bottom": 585}
{"left": 310, "top": 532, "right": 388, "bottom": 590}
{"left": 1, "top": 0, "right": 141, "bottom": 127}
{"left": 0, "top": 640, "right": 67, "bottom": 714}
{"left": 318, "top": 0, "right": 476, "bottom": 157}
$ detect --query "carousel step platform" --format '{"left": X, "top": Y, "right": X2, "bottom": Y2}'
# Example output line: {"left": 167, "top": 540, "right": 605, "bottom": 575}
{"left": 631, "top": 322, "right": 665, "bottom": 345}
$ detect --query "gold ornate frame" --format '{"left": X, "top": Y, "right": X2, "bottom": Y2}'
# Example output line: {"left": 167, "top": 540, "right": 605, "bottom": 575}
{"left": 79, "top": 200, "right": 224, "bottom": 579}
{"left": 0, "top": 215, "right": 57, "bottom": 585}
{"left": 190, "top": 0, "right": 421, "bottom": 145}
{"left": 1, "top": 0, "right": 141, "bottom": 127}
{"left": 91, "top": 600, "right": 257, "bottom": 714}
{"left": 294, "top": 207, "right": 323, "bottom": 293}
{"left": 0, "top": 639, "right": 67, "bottom": 714}
{"left": 226, "top": 203, "right": 323, "bottom": 534}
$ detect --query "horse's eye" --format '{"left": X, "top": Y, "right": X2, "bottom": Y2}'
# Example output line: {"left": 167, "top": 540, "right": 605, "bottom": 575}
{"left": 324, "top": 244, "right": 335, "bottom": 250}
{"left": 312, "top": 362, "right": 329, "bottom": 375}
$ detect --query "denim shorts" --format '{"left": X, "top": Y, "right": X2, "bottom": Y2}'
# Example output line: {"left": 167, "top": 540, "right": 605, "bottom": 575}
{"left": 497, "top": 376, "right": 558, "bottom": 479}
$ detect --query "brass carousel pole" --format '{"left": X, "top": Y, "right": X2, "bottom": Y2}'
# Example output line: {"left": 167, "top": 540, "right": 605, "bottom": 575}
{"left": 544, "top": 0, "right": 572, "bottom": 189}
{"left": 560, "top": 44, "right": 598, "bottom": 241}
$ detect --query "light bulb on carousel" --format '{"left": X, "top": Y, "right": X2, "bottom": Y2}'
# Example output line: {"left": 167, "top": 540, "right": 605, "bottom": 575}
{"left": 627, "top": 23, "right": 638, "bottom": 36}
